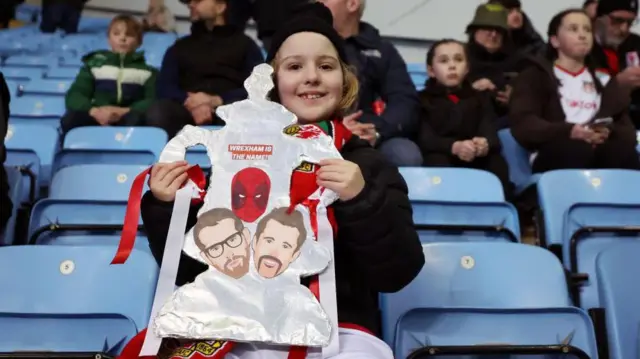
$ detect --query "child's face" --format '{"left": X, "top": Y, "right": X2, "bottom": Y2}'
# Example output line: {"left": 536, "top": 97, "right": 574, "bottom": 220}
{"left": 108, "top": 21, "right": 139, "bottom": 54}
{"left": 551, "top": 12, "right": 593, "bottom": 60}
{"left": 275, "top": 32, "right": 344, "bottom": 124}
{"left": 428, "top": 42, "right": 468, "bottom": 87}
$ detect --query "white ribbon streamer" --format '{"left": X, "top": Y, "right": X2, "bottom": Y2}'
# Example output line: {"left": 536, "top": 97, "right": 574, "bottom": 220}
{"left": 140, "top": 182, "right": 200, "bottom": 356}
{"left": 317, "top": 204, "right": 339, "bottom": 358}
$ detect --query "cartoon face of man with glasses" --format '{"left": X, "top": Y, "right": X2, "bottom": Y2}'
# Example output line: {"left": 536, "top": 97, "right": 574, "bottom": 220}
{"left": 193, "top": 208, "right": 251, "bottom": 279}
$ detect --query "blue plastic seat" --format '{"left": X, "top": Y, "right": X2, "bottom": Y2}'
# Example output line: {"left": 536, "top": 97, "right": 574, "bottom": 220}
{"left": 22, "top": 78, "right": 71, "bottom": 97}
{"left": 9, "top": 95, "right": 65, "bottom": 121}
{"left": 0, "top": 66, "right": 44, "bottom": 81}
{"left": 538, "top": 169, "right": 640, "bottom": 309}
{"left": 59, "top": 56, "right": 84, "bottom": 68}
{"left": 0, "top": 245, "right": 157, "bottom": 355}
{"left": 4, "top": 55, "right": 50, "bottom": 68}
{"left": 596, "top": 241, "right": 640, "bottom": 359}
{"left": 46, "top": 66, "right": 80, "bottom": 79}
{"left": 498, "top": 128, "right": 541, "bottom": 194}
{"left": 3, "top": 80, "right": 19, "bottom": 99}
{"left": 56, "top": 127, "right": 167, "bottom": 169}
{"left": 406, "top": 63, "right": 427, "bottom": 74}
{"left": 399, "top": 167, "right": 520, "bottom": 242}
{"left": 381, "top": 242, "right": 597, "bottom": 359}
{"left": 410, "top": 73, "right": 428, "bottom": 88}
{"left": 0, "top": 167, "right": 23, "bottom": 245}
{"left": 29, "top": 165, "right": 148, "bottom": 244}
{"left": 4, "top": 123, "right": 60, "bottom": 201}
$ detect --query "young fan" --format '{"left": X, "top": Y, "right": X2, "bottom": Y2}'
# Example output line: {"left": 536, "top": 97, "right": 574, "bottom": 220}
{"left": 62, "top": 15, "right": 157, "bottom": 134}
{"left": 509, "top": 9, "right": 640, "bottom": 171}
{"left": 140, "top": 3, "right": 424, "bottom": 358}
{"left": 417, "top": 39, "right": 512, "bottom": 198}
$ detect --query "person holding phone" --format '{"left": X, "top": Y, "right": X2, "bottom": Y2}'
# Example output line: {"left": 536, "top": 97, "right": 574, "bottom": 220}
{"left": 509, "top": 8, "right": 640, "bottom": 172}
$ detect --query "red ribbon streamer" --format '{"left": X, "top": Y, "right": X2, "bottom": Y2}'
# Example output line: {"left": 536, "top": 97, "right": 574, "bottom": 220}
{"left": 111, "top": 165, "right": 207, "bottom": 265}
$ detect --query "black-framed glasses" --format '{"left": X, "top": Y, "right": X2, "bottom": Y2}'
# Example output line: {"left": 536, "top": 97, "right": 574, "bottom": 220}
{"left": 202, "top": 231, "right": 243, "bottom": 259}
{"left": 608, "top": 15, "right": 638, "bottom": 27}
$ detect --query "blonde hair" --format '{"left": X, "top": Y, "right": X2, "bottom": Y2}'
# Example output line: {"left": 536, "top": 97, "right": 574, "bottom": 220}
{"left": 269, "top": 58, "right": 359, "bottom": 116}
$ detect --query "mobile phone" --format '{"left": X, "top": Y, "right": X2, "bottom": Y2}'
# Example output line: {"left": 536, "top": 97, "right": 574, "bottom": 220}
{"left": 589, "top": 117, "right": 613, "bottom": 129}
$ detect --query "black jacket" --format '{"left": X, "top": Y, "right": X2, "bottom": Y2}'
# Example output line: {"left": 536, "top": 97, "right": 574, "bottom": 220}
{"left": 591, "top": 33, "right": 640, "bottom": 129}
{"left": 511, "top": 13, "right": 545, "bottom": 58}
{"left": 252, "top": 0, "right": 306, "bottom": 40}
{"left": 345, "top": 23, "right": 420, "bottom": 140}
{"left": 156, "top": 23, "right": 264, "bottom": 105}
{"left": 0, "top": 73, "right": 12, "bottom": 231}
{"left": 140, "top": 136, "right": 425, "bottom": 335}
{"left": 417, "top": 80, "right": 500, "bottom": 157}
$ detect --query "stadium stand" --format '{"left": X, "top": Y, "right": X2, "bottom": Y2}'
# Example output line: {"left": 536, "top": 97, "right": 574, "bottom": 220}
{"left": 1, "top": 3, "right": 638, "bottom": 358}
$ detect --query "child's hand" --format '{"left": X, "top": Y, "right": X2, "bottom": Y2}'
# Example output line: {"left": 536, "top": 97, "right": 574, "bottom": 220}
{"left": 316, "top": 159, "right": 365, "bottom": 202}
{"left": 472, "top": 78, "right": 497, "bottom": 91}
{"left": 191, "top": 105, "right": 213, "bottom": 125}
{"left": 90, "top": 107, "right": 115, "bottom": 126}
{"left": 452, "top": 140, "right": 476, "bottom": 162}
{"left": 149, "top": 161, "right": 190, "bottom": 202}
{"left": 472, "top": 137, "right": 489, "bottom": 157}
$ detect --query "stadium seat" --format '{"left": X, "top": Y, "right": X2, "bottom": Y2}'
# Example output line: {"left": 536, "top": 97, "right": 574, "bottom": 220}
{"left": 0, "top": 167, "right": 23, "bottom": 245}
{"left": 410, "top": 73, "right": 427, "bottom": 88}
{"left": 4, "top": 55, "right": 49, "bottom": 68}
{"left": 537, "top": 169, "right": 640, "bottom": 309}
{"left": 59, "top": 56, "right": 84, "bottom": 68}
{"left": 9, "top": 96, "right": 65, "bottom": 126}
{"left": 0, "top": 245, "right": 158, "bottom": 355}
{"left": 596, "top": 241, "right": 640, "bottom": 359}
{"left": 56, "top": 127, "right": 168, "bottom": 169}
{"left": 4, "top": 123, "right": 59, "bottom": 201}
{"left": 4, "top": 80, "right": 20, "bottom": 99}
{"left": 399, "top": 167, "right": 519, "bottom": 242}
{"left": 29, "top": 165, "right": 148, "bottom": 244}
{"left": 498, "top": 128, "right": 540, "bottom": 195}
{"left": 22, "top": 78, "right": 71, "bottom": 97}
{"left": 46, "top": 66, "right": 80, "bottom": 79}
{"left": 381, "top": 242, "right": 598, "bottom": 359}
{"left": 406, "top": 63, "right": 427, "bottom": 74}
{"left": 0, "top": 66, "right": 44, "bottom": 81}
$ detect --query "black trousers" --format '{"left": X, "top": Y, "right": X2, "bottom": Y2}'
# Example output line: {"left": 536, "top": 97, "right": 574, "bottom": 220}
{"left": 532, "top": 136, "right": 640, "bottom": 173}
{"left": 424, "top": 152, "right": 514, "bottom": 201}
{"left": 60, "top": 110, "right": 145, "bottom": 135}
{"left": 145, "top": 99, "right": 226, "bottom": 138}
{"left": 40, "top": 3, "right": 82, "bottom": 33}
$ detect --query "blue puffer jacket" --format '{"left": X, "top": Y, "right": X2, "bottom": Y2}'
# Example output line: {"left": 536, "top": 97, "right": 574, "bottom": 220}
{"left": 344, "top": 22, "right": 420, "bottom": 141}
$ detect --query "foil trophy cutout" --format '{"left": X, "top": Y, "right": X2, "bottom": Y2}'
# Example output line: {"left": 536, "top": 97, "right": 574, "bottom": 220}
{"left": 151, "top": 64, "right": 342, "bottom": 347}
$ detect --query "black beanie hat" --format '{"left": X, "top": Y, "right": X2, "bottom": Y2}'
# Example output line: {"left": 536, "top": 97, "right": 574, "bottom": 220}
{"left": 597, "top": 0, "right": 639, "bottom": 16}
{"left": 265, "top": 2, "right": 348, "bottom": 63}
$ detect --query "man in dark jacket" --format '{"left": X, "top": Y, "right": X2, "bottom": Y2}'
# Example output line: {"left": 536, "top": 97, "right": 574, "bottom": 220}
{"left": 0, "top": 73, "right": 13, "bottom": 232}
{"left": 40, "top": 0, "right": 88, "bottom": 33}
{"left": 253, "top": 0, "right": 307, "bottom": 49}
{"left": 317, "top": 0, "right": 423, "bottom": 166}
{"left": 591, "top": 0, "right": 640, "bottom": 129}
{"left": 0, "top": 0, "right": 24, "bottom": 29}
{"left": 488, "top": 0, "right": 545, "bottom": 57}
{"left": 145, "top": 0, "right": 264, "bottom": 137}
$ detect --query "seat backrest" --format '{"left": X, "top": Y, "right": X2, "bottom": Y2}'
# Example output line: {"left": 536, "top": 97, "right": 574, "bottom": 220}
{"left": 49, "top": 164, "right": 149, "bottom": 201}
{"left": 5, "top": 122, "right": 59, "bottom": 169}
{"left": 64, "top": 127, "right": 168, "bottom": 157}
{"left": 0, "top": 66, "right": 45, "bottom": 81}
{"left": 46, "top": 66, "right": 80, "bottom": 79}
{"left": 4, "top": 56, "right": 48, "bottom": 68}
{"left": 380, "top": 242, "right": 571, "bottom": 343}
{"left": 0, "top": 167, "right": 23, "bottom": 245}
{"left": 538, "top": 169, "right": 640, "bottom": 246}
{"left": 10, "top": 96, "right": 65, "bottom": 117}
{"left": 596, "top": 241, "right": 640, "bottom": 359}
{"left": 22, "top": 78, "right": 71, "bottom": 95}
{"left": 399, "top": 167, "right": 505, "bottom": 201}
{"left": 4, "top": 80, "right": 19, "bottom": 98}
{"left": 0, "top": 245, "right": 158, "bottom": 330}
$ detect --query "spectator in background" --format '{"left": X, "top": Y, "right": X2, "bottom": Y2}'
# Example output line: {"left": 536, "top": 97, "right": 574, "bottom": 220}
{"left": 584, "top": 0, "right": 598, "bottom": 21}
{"left": 591, "top": 0, "right": 640, "bottom": 129}
{"left": 143, "top": 0, "right": 176, "bottom": 33}
{"left": 509, "top": 9, "right": 640, "bottom": 172}
{"left": 316, "top": 0, "right": 423, "bottom": 166}
{"left": 146, "top": 0, "right": 264, "bottom": 137}
{"left": 0, "top": 73, "right": 12, "bottom": 233}
{"left": 0, "top": 0, "right": 24, "bottom": 29}
{"left": 488, "top": 0, "right": 545, "bottom": 57}
{"left": 62, "top": 15, "right": 157, "bottom": 134}
{"left": 40, "top": 0, "right": 88, "bottom": 34}
{"left": 466, "top": 3, "right": 527, "bottom": 127}
{"left": 253, "top": 0, "right": 307, "bottom": 49}
{"left": 417, "top": 39, "right": 511, "bottom": 198}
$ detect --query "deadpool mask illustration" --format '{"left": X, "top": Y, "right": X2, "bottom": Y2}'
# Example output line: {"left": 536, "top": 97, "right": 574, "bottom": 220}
{"left": 231, "top": 167, "right": 271, "bottom": 222}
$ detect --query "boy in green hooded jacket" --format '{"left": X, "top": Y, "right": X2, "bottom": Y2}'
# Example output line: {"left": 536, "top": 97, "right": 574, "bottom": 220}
{"left": 62, "top": 15, "right": 157, "bottom": 134}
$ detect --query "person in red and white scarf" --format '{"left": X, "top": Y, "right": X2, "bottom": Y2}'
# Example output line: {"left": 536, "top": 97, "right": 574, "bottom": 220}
{"left": 137, "top": 2, "right": 424, "bottom": 359}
